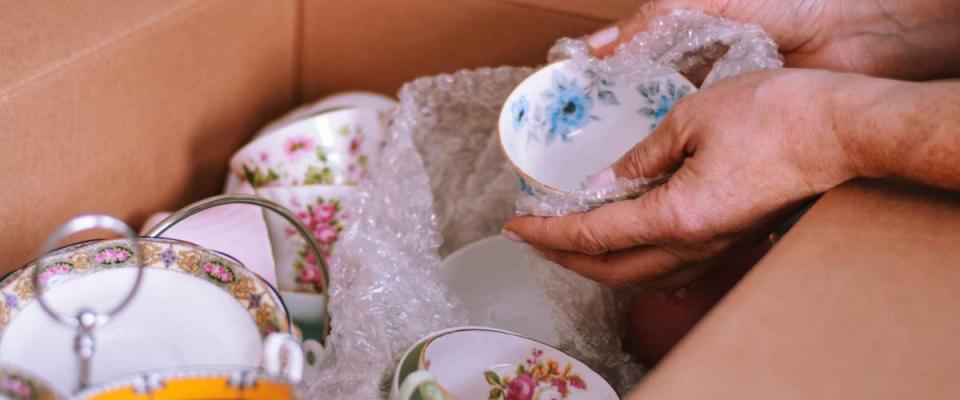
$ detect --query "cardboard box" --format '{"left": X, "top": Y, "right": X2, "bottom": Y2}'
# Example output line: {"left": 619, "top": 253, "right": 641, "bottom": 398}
{"left": 0, "top": 0, "right": 632, "bottom": 269}
{"left": 3, "top": 1, "right": 959, "bottom": 399}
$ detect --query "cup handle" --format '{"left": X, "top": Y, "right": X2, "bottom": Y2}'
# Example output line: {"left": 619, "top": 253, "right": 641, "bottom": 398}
{"left": 263, "top": 332, "right": 304, "bottom": 383}
{"left": 399, "top": 371, "right": 441, "bottom": 400}
{"left": 302, "top": 339, "right": 325, "bottom": 368}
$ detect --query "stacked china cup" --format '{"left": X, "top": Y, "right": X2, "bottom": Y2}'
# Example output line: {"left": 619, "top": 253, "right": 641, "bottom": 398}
{"left": 227, "top": 92, "right": 397, "bottom": 344}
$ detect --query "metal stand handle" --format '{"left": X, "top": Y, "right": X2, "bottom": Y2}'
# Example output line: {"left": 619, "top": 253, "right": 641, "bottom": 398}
{"left": 144, "top": 194, "right": 331, "bottom": 345}
{"left": 32, "top": 214, "right": 145, "bottom": 391}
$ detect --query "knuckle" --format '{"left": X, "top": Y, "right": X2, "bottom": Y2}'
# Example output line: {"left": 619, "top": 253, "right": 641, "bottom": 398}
{"left": 659, "top": 200, "right": 709, "bottom": 245}
{"left": 573, "top": 226, "right": 610, "bottom": 256}
{"left": 618, "top": 145, "right": 652, "bottom": 178}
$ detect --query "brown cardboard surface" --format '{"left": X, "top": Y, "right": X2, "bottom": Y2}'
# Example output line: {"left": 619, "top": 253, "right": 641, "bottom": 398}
{"left": 0, "top": 0, "right": 298, "bottom": 269}
{"left": 299, "top": 0, "right": 616, "bottom": 100}
{"left": 629, "top": 179, "right": 960, "bottom": 400}
{"left": 493, "top": 0, "right": 641, "bottom": 21}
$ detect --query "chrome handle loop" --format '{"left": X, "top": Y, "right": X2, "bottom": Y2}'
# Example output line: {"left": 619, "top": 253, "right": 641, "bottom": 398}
{"left": 32, "top": 214, "right": 145, "bottom": 391}
{"left": 32, "top": 214, "right": 144, "bottom": 327}
{"left": 144, "top": 194, "right": 331, "bottom": 344}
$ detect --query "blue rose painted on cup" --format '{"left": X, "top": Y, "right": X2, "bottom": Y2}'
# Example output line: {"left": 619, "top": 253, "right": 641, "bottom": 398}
{"left": 639, "top": 80, "right": 690, "bottom": 129}
{"left": 511, "top": 96, "right": 529, "bottom": 132}
{"left": 543, "top": 73, "right": 593, "bottom": 143}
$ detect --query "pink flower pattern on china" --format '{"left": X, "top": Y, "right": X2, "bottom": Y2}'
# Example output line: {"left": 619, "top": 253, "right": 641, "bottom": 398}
{"left": 94, "top": 246, "right": 133, "bottom": 264}
{"left": 37, "top": 262, "right": 71, "bottom": 284}
{"left": 203, "top": 261, "right": 236, "bottom": 284}
{"left": 0, "top": 376, "right": 33, "bottom": 400}
{"left": 283, "top": 136, "right": 315, "bottom": 161}
{"left": 240, "top": 123, "right": 373, "bottom": 188}
{"left": 286, "top": 196, "right": 344, "bottom": 293}
{"left": 485, "top": 348, "right": 587, "bottom": 400}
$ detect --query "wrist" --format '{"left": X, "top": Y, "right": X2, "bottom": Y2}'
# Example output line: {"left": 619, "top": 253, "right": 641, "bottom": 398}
{"left": 829, "top": 75, "right": 936, "bottom": 181}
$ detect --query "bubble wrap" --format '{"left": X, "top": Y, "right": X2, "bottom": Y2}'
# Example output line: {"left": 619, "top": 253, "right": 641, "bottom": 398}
{"left": 301, "top": 10, "right": 782, "bottom": 398}
{"left": 300, "top": 86, "right": 468, "bottom": 398}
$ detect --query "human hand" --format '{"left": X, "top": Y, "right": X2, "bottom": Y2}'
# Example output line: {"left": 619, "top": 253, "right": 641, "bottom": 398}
{"left": 587, "top": 0, "right": 960, "bottom": 81}
{"left": 502, "top": 69, "right": 861, "bottom": 289}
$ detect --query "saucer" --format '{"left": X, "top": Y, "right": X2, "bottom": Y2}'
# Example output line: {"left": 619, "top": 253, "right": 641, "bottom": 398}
{"left": 0, "top": 238, "right": 289, "bottom": 394}
{"left": 499, "top": 60, "right": 696, "bottom": 197}
{"left": 398, "top": 328, "right": 617, "bottom": 400}
{"left": 440, "top": 236, "right": 558, "bottom": 345}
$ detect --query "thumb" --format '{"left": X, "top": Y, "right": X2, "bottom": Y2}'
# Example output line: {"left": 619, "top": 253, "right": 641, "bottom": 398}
{"left": 588, "top": 0, "right": 722, "bottom": 58}
{"left": 584, "top": 115, "right": 687, "bottom": 189}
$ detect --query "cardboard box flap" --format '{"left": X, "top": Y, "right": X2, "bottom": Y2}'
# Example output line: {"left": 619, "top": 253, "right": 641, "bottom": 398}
{"left": 492, "top": 0, "right": 640, "bottom": 22}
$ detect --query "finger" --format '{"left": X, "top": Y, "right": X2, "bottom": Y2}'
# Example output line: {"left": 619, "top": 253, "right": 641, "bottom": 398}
{"left": 505, "top": 188, "right": 665, "bottom": 254}
{"left": 587, "top": 0, "right": 725, "bottom": 58}
{"left": 583, "top": 100, "right": 693, "bottom": 189}
{"left": 530, "top": 244, "right": 684, "bottom": 289}
{"left": 504, "top": 169, "right": 700, "bottom": 254}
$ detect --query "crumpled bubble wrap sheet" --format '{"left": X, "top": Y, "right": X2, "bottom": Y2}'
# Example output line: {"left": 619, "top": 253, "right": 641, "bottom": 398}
{"left": 301, "top": 10, "right": 782, "bottom": 399}
{"left": 300, "top": 85, "right": 468, "bottom": 398}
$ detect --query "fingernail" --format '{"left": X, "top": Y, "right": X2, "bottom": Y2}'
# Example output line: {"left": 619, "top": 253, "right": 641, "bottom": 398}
{"left": 501, "top": 229, "right": 523, "bottom": 243}
{"left": 584, "top": 167, "right": 616, "bottom": 189}
{"left": 527, "top": 245, "right": 546, "bottom": 258}
{"left": 587, "top": 26, "right": 619, "bottom": 49}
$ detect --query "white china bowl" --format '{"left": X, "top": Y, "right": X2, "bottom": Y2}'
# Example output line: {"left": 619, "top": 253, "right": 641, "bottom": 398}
{"left": 440, "top": 236, "right": 558, "bottom": 345}
{"left": 230, "top": 108, "right": 384, "bottom": 188}
{"left": 395, "top": 327, "right": 617, "bottom": 400}
{"left": 499, "top": 60, "right": 696, "bottom": 196}
{"left": 0, "top": 238, "right": 290, "bottom": 394}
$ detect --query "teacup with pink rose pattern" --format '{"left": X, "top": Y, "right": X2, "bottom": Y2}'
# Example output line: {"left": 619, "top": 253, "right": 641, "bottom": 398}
{"left": 254, "top": 185, "right": 353, "bottom": 295}
{"left": 230, "top": 108, "right": 384, "bottom": 188}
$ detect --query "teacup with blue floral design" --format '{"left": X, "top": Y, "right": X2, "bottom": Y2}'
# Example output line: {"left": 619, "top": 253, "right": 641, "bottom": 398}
{"left": 499, "top": 60, "right": 696, "bottom": 199}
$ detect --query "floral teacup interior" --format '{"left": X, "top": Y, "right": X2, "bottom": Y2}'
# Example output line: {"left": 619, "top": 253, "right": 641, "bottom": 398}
{"left": 399, "top": 328, "right": 617, "bottom": 400}
{"left": 499, "top": 60, "right": 696, "bottom": 195}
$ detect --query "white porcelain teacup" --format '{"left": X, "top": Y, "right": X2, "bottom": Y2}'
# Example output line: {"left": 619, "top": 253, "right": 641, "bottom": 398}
{"left": 499, "top": 60, "right": 696, "bottom": 200}
{"left": 224, "top": 92, "right": 397, "bottom": 193}
{"left": 230, "top": 108, "right": 384, "bottom": 188}
{"left": 392, "top": 327, "right": 618, "bottom": 400}
{"left": 259, "top": 91, "right": 397, "bottom": 137}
